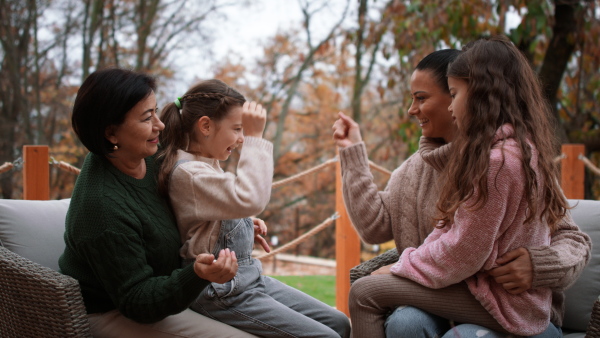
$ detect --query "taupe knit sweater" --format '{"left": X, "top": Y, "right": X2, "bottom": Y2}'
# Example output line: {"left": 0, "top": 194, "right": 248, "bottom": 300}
{"left": 340, "top": 137, "right": 591, "bottom": 326}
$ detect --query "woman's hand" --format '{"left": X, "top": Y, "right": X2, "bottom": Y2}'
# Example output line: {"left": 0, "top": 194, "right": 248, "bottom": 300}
{"left": 193, "top": 249, "right": 238, "bottom": 284}
{"left": 370, "top": 263, "right": 393, "bottom": 275}
{"left": 487, "top": 247, "right": 533, "bottom": 294}
{"left": 252, "top": 217, "right": 270, "bottom": 253}
{"left": 242, "top": 101, "right": 267, "bottom": 138}
{"left": 332, "top": 112, "right": 362, "bottom": 148}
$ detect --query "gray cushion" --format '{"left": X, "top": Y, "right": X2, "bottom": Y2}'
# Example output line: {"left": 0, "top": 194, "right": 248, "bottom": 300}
{"left": 0, "top": 199, "right": 69, "bottom": 271}
{"left": 562, "top": 199, "right": 600, "bottom": 332}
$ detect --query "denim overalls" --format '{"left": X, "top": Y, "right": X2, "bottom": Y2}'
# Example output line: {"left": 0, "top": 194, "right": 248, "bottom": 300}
{"left": 188, "top": 217, "right": 350, "bottom": 338}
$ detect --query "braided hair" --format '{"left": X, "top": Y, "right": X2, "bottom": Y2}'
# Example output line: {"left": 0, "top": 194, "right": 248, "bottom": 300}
{"left": 157, "top": 79, "right": 246, "bottom": 196}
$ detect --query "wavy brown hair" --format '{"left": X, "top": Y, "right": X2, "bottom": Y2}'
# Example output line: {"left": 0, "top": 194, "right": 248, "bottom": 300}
{"left": 156, "top": 79, "right": 245, "bottom": 196}
{"left": 437, "top": 35, "right": 568, "bottom": 232}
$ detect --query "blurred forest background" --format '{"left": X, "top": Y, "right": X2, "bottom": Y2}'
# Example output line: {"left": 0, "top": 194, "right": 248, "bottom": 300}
{"left": 1, "top": 0, "right": 599, "bottom": 259}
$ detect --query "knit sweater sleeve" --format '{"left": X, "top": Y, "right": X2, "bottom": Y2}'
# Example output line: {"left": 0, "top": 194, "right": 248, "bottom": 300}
{"left": 75, "top": 229, "right": 208, "bottom": 323}
{"left": 390, "top": 148, "right": 525, "bottom": 288}
{"left": 172, "top": 137, "right": 273, "bottom": 220}
{"left": 339, "top": 142, "right": 394, "bottom": 244}
{"left": 528, "top": 211, "right": 592, "bottom": 290}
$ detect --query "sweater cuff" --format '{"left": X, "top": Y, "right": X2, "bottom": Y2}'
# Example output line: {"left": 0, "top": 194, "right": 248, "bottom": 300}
{"left": 339, "top": 142, "right": 369, "bottom": 171}
{"left": 178, "top": 264, "right": 211, "bottom": 297}
{"left": 527, "top": 246, "right": 563, "bottom": 289}
{"left": 243, "top": 136, "right": 273, "bottom": 153}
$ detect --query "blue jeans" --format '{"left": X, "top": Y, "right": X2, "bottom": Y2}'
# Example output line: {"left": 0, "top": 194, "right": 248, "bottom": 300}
{"left": 189, "top": 218, "right": 350, "bottom": 338}
{"left": 385, "top": 306, "right": 561, "bottom": 338}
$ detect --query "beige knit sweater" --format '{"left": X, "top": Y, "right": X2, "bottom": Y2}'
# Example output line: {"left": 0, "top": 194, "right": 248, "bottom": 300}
{"left": 169, "top": 137, "right": 274, "bottom": 259}
{"left": 340, "top": 137, "right": 591, "bottom": 326}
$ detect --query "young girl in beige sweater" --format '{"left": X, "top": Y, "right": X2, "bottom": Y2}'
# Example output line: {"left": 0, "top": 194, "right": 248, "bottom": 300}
{"left": 157, "top": 79, "right": 350, "bottom": 338}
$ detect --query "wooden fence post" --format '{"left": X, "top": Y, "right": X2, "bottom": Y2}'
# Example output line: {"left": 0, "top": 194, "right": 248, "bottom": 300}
{"left": 23, "top": 145, "right": 49, "bottom": 200}
{"left": 335, "top": 154, "right": 361, "bottom": 317}
{"left": 560, "top": 144, "right": 585, "bottom": 200}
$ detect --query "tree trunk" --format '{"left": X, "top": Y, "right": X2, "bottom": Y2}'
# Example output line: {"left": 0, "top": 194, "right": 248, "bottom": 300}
{"left": 538, "top": 0, "right": 583, "bottom": 143}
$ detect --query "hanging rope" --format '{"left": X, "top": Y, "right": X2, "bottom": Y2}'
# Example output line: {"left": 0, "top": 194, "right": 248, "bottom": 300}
{"left": 256, "top": 213, "right": 339, "bottom": 260}
{"left": 272, "top": 158, "right": 337, "bottom": 188}
{"left": 579, "top": 154, "right": 600, "bottom": 176}
{"left": 0, "top": 162, "right": 13, "bottom": 174}
{"left": 368, "top": 161, "right": 392, "bottom": 176}
{"left": 0, "top": 158, "right": 22, "bottom": 175}
{"left": 554, "top": 154, "right": 566, "bottom": 164}
{"left": 50, "top": 157, "right": 81, "bottom": 175}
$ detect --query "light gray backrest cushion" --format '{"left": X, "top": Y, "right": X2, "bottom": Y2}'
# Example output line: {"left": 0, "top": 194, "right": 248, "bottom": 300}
{"left": 562, "top": 199, "right": 600, "bottom": 332}
{"left": 0, "top": 199, "right": 70, "bottom": 271}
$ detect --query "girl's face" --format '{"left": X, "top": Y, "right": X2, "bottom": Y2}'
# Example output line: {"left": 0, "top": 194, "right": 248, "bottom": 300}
{"left": 448, "top": 77, "right": 469, "bottom": 130}
{"left": 106, "top": 91, "right": 164, "bottom": 162}
{"left": 407, "top": 70, "right": 456, "bottom": 142}
{"left": 204, "top": 106, "right": 244, "bottom": 161}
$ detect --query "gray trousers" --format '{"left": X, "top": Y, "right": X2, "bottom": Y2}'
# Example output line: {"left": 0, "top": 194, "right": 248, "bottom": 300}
{"left": 189, "top": 218, "right": 351, "bottom": 338}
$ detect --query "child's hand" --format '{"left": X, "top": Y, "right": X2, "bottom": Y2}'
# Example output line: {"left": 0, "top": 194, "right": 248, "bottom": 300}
{"left": 332, "top": 112, "right": 362, "bottom": 148}
{"left": 193, "top": 249, "right": 238, "bottom": 283}
{"left": 242, "top": 101, "right": 267, "bottom": 138}
{"left": 252, "top": 217, "right": 270, "bottom": 253}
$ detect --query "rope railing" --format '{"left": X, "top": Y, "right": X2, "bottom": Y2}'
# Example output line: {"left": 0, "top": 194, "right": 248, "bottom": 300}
{"left": 580, "top": 154, "right": 600, "bottom": 176}
{"left": 369, "top": 160, "right": 392, "bottom": 176}
{"left": 272, "top": 158, "right": 337, "bottom": 188}
{"left": 0, "top": 162, "right": 14, "bottom": 174}
{"left": 50, "top": 157, "right": 81, "bottom": 175}
{"left": 256, "top": 213, "right": 339, "bottom": 260}
{"left": 0, "top": 158, "right": 22, "bottom": 175}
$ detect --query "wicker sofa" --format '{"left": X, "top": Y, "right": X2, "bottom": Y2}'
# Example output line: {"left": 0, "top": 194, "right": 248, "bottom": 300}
{"left": 0, "top": 199, "right": 91, "bottom": 338}
{"left": 350, "top": 199, "right": 600, "bottom": 337}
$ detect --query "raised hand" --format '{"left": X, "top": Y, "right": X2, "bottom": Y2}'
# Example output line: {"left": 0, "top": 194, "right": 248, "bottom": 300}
{"left": 242, "top": 101, "right": 267, "bottom": 138}
{"left": 332, "top": 112, "right": 363, "bottom": 148}
{"left": 193, "top": 249, "right": 238, "bottom": 284}
{"left": 252, "top": 217, "right": 270, "bottom": 253}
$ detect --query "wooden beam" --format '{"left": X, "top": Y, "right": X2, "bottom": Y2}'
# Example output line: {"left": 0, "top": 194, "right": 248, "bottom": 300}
{"left": 560, "top": 144, "right": 585, "bottom": 200}
{"left": 23, "top": 145, "right": 49, "bottom": 200}
{"left": 335, "top": 154, "right": 361, "bottom": 317}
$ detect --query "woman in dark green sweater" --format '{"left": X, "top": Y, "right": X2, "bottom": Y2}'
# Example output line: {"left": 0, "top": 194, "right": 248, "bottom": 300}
{"left": 59, "top": 68, "right": 256, "bottom": 337}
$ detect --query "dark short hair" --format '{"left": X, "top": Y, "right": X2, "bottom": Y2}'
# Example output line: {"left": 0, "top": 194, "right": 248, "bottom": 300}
{"left": 415, "top": 49, "right": 460, "bottom": 94}
{"left": 71, "top": 68, "right": 156, "bottom": 156}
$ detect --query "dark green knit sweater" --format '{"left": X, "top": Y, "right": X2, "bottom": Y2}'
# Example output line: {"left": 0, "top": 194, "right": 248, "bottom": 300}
{"left": 59, "top": 152, "right": 209, "bottom": 323}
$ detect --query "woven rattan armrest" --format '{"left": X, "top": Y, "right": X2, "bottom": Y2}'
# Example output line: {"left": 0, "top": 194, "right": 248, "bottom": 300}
{"left": 0, "top": 246, "right": 92, "bottom": 338}
{"left": 350, "top": 248, "right": 400, "bottom": 285}
{"left": 587, "top": 296, "right": 600, "bottom": 337}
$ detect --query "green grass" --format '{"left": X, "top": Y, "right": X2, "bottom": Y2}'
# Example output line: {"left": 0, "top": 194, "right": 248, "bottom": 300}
{"left": 269, "top": 275, "right": 336, "bottom": 306}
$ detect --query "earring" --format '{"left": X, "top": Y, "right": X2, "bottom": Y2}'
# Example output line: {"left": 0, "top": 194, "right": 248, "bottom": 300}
{"left": 113, "top": 144, "right": 119, "bottom": 150}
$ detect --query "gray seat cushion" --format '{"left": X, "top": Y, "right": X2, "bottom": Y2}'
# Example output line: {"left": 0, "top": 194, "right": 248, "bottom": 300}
{"left": 0, "top": 199, "right": 69, "bottom": 271}
{"left": 562, "top": 199, "right": 600, "bottom": 332}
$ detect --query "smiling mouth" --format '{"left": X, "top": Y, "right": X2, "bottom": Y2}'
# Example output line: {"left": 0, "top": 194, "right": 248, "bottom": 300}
{"left": 418, "top": 118, "right": 430, "bottom": 127}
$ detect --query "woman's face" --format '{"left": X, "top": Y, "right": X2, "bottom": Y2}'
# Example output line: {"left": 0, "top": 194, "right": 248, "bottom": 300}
{"left": 407, "top": 69, "right": 456, "bottom": 142}
{"left": 448, "top": 77, "right": 469, "bottom": 130}
{"left": 106, "top": 91, "right": 164, "bottom": 162}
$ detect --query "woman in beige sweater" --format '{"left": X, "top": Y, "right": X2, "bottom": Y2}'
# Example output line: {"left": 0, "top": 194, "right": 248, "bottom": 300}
{"left": 333, "top": 48, "right": 591, "bottom": 337}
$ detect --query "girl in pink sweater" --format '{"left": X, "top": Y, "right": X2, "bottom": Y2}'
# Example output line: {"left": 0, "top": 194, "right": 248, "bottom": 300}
{"left": 348, "top": 36, "right": 570, "bottom": 337}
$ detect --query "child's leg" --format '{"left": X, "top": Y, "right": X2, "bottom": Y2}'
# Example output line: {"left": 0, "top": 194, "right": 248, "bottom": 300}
{"left": 191, "top": 276, "right": 350, "bottom": 338}
{"left": 384, "top": 306, "right": 451, "bottom": 338}
{"left": 261, "top": 276, "right": 351, "bottom": 338}
{"left": 442, "top": 322, "right": 561, "bottom": 338}
{"left": 349, "top": 274, "right": 508, "bottom": 338}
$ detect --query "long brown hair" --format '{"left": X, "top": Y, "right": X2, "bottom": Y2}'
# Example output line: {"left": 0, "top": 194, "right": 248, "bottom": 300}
{"left": 156, "top": 79, "right": 245, "bottom": 196}
{"left": 438, "top": 35, "right": 568, "bottom": 232}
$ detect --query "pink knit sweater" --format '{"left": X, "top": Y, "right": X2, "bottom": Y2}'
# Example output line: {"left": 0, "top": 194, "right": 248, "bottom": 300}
{"left": 390, "top": 125, "right": 552, "bottom": 335}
